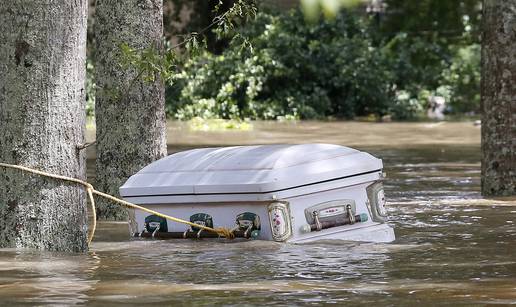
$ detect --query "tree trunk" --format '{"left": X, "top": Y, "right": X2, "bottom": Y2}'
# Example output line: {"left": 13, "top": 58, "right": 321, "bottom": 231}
{"left": 0, "top": 0, "right": 89, "bottom": 251}
{"left": 481, "top": 0, "right": 516, "bottom": 196}
{"left": 95, "top": 0, "right": 167, "bottom": 220}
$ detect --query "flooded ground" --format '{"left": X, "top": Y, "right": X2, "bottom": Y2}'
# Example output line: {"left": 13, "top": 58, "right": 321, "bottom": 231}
{"left": 2, "top": 121, "right": 516, "bottom": 305}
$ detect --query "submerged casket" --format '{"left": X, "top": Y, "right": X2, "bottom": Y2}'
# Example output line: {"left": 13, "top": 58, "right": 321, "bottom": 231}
{"left": 120, "top": 143, "right": 395, "bottom": 243}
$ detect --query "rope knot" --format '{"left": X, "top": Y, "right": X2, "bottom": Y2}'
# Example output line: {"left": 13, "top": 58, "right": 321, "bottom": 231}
{"left": 215, "top": 227, "right": 235, "bottom": 239}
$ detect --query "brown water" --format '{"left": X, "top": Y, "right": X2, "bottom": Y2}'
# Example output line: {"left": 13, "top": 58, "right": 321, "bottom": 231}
{"left": 2, "top": 121, "right": 516, "bottom": 306}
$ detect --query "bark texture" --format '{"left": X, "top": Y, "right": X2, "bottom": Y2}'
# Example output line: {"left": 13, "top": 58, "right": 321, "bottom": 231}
{"left": 481, "top": 0, "right": 516, "bottom": 196}
{"left": 0, "top": 0, "right": 89, "bottom": 251}
{"left": 95, "top": 0, "right": 167, "bottom": 220}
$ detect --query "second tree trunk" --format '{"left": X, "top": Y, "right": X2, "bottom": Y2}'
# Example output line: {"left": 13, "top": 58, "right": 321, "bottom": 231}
{"left": 481, "top": 0, "right": 516, "bottom": 196}
{"left": 95, "top": 0, "right": 167, "bottom": 220}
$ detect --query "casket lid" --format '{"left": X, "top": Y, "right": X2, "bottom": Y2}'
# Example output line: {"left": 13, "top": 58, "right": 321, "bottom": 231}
{"left": 120, "top": 143, "right": 382, "bottom": 197}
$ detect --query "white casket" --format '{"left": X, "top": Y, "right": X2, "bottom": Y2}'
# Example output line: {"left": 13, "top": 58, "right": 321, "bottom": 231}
{"left": 120, "top": 143, "right": 395, "bottom": 243}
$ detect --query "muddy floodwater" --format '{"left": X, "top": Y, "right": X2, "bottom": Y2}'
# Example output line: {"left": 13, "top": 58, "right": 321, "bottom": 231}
{"left": 2, "top": 121, "right": 516, "bottom": 305}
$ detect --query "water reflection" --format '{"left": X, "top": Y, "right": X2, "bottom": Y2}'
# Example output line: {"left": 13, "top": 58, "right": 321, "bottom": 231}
{"left": 0, "top": 249, "right": 99, "bottom": 305}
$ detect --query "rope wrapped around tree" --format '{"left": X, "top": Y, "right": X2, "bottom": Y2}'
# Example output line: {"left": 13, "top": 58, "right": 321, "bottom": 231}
{"left": 0, "top": 163, "right": 235, "bottom": 246}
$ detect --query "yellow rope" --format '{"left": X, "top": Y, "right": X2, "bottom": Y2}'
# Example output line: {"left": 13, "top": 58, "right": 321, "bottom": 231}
{"left": 0, "top": 163, "right": 234, "bottom": 245}
{"left": 0, "top": 163, "right": 98, "bottom": 244}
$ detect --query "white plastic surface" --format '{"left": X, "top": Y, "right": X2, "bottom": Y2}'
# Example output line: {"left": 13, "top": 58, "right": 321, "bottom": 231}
{"left": 120, "top": 144, "right": 383, "bottom": 198}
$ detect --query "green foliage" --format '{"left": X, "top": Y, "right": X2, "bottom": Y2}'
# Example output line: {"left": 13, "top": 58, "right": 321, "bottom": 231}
{"left": 119, "top": 42, "right": 178, "bottom": 84}
{"left": 384, "top": 41, "right": 480, "bottom": 118}
{"left": 376, "top": 0, "right": 482, "bottom": 117}
{"left": 164, "top": 0, "right": 258, "bottom": 53}
{"left": 116, "top": 0, "right": 257, "bottom": 89}
{"left": 82, "top": 0, "right": 482, "bottom": 121}
{"left": 440, "top": 44, "right": 480, "bottom": 113}
{"left": 380, "top": 0, "right": 482, "bottom": 46}
{"left": 382, "top": 33, "right": 450, "bottom": 92}
{"left": 115, "top": 1, "right": 480, "bottom": 121}
{"left": 390, "top": 90, "right": 427, "bottom": 120}
{"left": 169, "top": 10, "right": 398, "bottom": 120}
{"left": 91, "top": 0, "right": 257, "bottom": 126}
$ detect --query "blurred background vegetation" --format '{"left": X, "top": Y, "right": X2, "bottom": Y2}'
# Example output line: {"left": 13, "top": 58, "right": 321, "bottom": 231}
{"left": 87, "top": 0, "right": 482, "bottom": 121}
